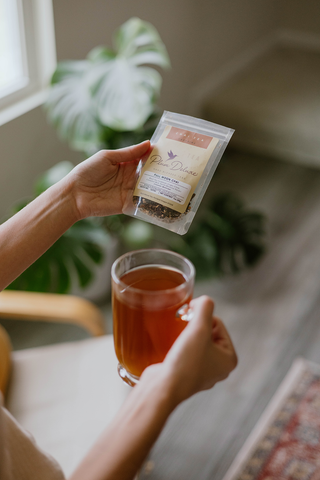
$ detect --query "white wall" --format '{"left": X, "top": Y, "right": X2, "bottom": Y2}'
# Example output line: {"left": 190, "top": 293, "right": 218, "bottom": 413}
{"left": 51, "top": 0, "right": 278, "bottom": 117}
{"left": 0, "top": 0, "right": 315, "bottom": 220}
{"left": 189, "top": 0, "right": 278, "bottom": 86}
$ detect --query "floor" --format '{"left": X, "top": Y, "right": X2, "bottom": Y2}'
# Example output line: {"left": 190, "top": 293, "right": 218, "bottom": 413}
{"left": 2, "top": 148, "right": 320, "bottom": 479}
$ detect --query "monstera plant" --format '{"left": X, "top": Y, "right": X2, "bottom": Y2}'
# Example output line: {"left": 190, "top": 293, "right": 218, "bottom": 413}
{"left": 46, "top": 17, "right": 170, "bottom": 155}
{"left": 5, "top": 161, "right": 266, "bottom": 294}
{"left": 5, "top": 17, "right": 267, "bottom": 295}
{"left": 6, "top": 162, "right": 112, "bottom": 294}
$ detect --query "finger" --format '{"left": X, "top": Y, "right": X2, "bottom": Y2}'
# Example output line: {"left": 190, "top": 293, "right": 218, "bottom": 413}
{"left": 212, "top": 319, "right": 238, "bottom": 365}
{"left": 211, "top": 315, "right": 218, "bottom": 329}
{"left": 212, "top": 318, "right": 232, "bottom": 343}
{"left": 107, "top": 140, "right": 151, "bottom": 165}
{"left": 190, "top": 296, "right": 214, "bottom": 330}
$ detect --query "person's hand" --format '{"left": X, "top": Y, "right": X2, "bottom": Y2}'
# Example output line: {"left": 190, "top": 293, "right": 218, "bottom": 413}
{"left": 140, "top": 296, "right": 237, "bottom": 407}
{"left": 68, "top": 140, "right": 151, "bottom": 220}
{"left": 69, "top": 296, "right": 236, "bottom": 480}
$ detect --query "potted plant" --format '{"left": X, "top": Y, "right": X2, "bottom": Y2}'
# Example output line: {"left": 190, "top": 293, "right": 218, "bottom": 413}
{"left": 5, "top": 162, "right": 117, "bottom": 300}
{"left": 45, "top": 17, "right": 170, "bottom": 155}
{"left": 5, "top": 17, "right": 267, "bottom": 299}
{"left": 6, "top": 160, "right": 266, "bottom": 297}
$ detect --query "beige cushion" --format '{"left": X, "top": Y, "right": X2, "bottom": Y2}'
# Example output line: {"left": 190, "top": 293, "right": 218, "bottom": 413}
{"left": 6, "top": 335, "right": 130, "bottom": 477}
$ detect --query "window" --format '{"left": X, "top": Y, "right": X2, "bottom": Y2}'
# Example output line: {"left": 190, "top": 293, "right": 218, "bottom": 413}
{"left": 0, "top": 0, "right": 56, "bottom": 126}
{"left": 0, "top": 0, "right": 27, "bottom": 98}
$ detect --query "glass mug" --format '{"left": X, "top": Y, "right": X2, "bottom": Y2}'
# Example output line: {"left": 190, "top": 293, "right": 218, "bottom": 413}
{"left": 111, "top": 249, "right": 195, "bottom": 386}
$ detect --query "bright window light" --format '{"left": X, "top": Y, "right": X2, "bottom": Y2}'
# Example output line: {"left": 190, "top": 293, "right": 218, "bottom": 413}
{"left": 0, "top": 0, "right": 56, "bottom": 126}
{"left": 0, "top": 0, "right": 28, "bottom": 99}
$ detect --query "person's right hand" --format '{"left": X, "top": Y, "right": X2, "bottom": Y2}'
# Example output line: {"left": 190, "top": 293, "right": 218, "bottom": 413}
{"left": 69, "top": 296, "right": 236, "bottom": 480}
{"left": 140, "top": 296, "right": 237, "bottom": 407}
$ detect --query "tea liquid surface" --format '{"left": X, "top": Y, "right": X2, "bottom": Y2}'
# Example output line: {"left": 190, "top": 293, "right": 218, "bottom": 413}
{"left": 113, "top": 265, "right": 191, "bottom": 377}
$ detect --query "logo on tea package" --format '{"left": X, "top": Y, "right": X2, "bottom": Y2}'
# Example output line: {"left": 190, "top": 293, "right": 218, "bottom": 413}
{"left": 167, "top": 150, "right": 178, "bottom": 161}
{"left": 167, "top": 126, "right": 212, "bottom": 149}
{"left": 150, "top": 152, "right": 198, "bottom": 177}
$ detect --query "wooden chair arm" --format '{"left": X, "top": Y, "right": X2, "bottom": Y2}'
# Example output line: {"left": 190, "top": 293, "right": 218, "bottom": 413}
{"left": 0, "top": 324, "right": 12, "bottom": 396}
{"left": 0, "top": 291, "right": 106, "bottom": 337}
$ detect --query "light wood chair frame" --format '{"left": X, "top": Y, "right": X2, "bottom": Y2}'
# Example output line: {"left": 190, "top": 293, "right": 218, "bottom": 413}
{"left": 0, "top": 290, "right": 106, "bottom": 396}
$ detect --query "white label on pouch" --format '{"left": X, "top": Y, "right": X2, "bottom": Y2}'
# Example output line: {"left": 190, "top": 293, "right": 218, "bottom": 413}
{"left": 138, "top": 171, "right": 191, "bottom": 205}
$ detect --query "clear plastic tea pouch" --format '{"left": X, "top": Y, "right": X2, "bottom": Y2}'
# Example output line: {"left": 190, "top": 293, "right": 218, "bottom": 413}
{"left": 123, "top": 111, "right": 234, "bottom": 235}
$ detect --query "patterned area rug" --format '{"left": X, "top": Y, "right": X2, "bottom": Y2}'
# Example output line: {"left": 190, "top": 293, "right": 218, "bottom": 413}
{"left": 222, "top": 358, "right": 320, "bottom": 480}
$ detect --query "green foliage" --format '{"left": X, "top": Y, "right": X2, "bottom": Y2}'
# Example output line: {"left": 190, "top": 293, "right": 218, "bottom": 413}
{"left": 101, "top": 192, "right": 267, "bottom": 279}
{"left": 45, "top": 17, "right": 170, "bottom": 155}
{"left": 158, "top": 193, "right": 267, "bottom": 279}
{"left": 6, "top": 219, "right": 108, "bottom": 293}
{"left": 6, "top": 166, "right": 267, "bottom": 292}
{"left": 6, "top": 163, "right": 111, "bottom": 294}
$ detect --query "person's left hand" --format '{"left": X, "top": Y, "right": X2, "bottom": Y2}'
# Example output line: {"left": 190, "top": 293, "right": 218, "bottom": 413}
{"left": 68, "top": 140, "right": 151, "bottom": 220}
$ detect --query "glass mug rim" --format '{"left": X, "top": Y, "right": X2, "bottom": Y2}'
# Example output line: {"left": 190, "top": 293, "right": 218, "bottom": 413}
{"left": 111, "top": 248, "right": 195, "bottom": 296}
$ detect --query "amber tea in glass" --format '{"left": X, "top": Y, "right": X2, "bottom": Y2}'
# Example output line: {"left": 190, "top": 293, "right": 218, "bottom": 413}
{"left": 111, "top": 249, "right": 195, "bottom": 386}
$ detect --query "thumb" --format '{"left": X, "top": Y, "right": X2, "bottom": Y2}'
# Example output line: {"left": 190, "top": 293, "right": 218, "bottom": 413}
{"left": 107, "top": 140, "right": 151, "bottom": 165}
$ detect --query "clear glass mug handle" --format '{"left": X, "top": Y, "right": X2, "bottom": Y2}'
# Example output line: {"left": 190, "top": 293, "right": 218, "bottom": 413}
{"left": 176, "top": 303, "right": 194, "bottom": 322}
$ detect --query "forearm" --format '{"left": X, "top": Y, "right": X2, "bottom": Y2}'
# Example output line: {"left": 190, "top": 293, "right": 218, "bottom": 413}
{"left": 0, "top": 178, "right": 78, "bottom": 291}
{"left": 69, "top": 371, "right": 176, "bottom": 480}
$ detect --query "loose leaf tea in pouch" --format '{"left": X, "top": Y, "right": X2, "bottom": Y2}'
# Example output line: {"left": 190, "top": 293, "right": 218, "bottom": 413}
{"left": 123, "top": 111, "right": 234, "bottom": 235}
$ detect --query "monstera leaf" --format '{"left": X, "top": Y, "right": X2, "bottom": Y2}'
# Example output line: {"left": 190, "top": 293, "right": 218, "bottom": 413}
{"left": 6, "top": 162, "right": 111, "bottom": 294}
{"left": 46, "top": 17, "right": 170, "bottom": 153}
{"left": 6, "top": 219, "right": 110, "bottom": 294}
{"left": 94, "top": 60, "right": 162, "bottom": 131}
{"left": 47, "top": 61, "right": 102, "bottom": 153}
{"left": 164, "top": 193, "right": 267, "bottom": 279}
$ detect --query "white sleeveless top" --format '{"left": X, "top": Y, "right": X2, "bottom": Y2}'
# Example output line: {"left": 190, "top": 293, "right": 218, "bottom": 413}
{"left": 0, "top": 395, "right": 65, "bottom": 480}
